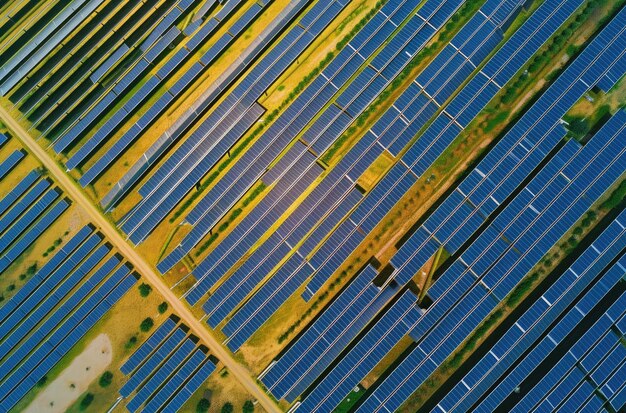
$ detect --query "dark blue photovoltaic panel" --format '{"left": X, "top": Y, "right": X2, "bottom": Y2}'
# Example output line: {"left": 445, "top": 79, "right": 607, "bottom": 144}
{"left": 0, "top": 225, "right": 95, "bottom": 324}
{"left": 0, "top": 265, "right": 135, "bottom": 410}
{"left": 0, "top": 252, "right": 118, "bottom": 359}
{"left": 0, "top": 199, "right": 69, "bottom": 272}
{"left": 160, "top": 358, "right": 216, "bottom": 412}
{"left": 0, "top": 150, "right": 24, "bottom": 180}
{"left": 119, "top": 328, "right": 187, "bottom": 397}
{"left": 142, "top": 350, "right": 211, "bottom": 412}
{"left": 120, "top": 317, "right": 177, "bottom": 375}
{"left": 297, "top": 290, "right": 420, "bottom": 412}
{"left": 0, "top": 170, "right": 40, "bottom": 217}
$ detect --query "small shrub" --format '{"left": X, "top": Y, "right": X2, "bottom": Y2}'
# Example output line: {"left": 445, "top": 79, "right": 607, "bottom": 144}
{"left": 138, "top": 283, "right": 152, "bottom": 297}
{"left": 158, "top": 302, "right": 168, "bottom": 314}
{"left": 99, "top": 371, "right": 113, "bottom": 388}
{"left": 196, "top": 398, "right": 211, "bottom": 413}
{"left": 243, "top": 400, "right": 255, "bottom": 413}
{"left": 221, "top": 402, "right": 234, "bottom": 413}
{"left": 79, "top": 393, "right": 94, "bottom": 411}
{"left": 140, "top": 317, "right": 154, "bottom": 332}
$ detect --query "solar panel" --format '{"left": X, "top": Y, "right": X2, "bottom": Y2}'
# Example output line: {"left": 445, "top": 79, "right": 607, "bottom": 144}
{"left": 0, "top": 150, "right": 25, "bottom": 180}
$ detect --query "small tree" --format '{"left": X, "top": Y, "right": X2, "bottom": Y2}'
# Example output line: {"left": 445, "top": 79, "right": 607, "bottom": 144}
{"left": 138, "top": 283, "right": 152, "bottom": 297}
{"left": 99, "top": 371, "right": 113, "bottom": 387}
{"left": 140, "top": 317, "right": 154, "bottom": 332}
{"left": 37, "top": 375, "right": 48, "bottom": 387}
{"left": 79, "top": 393, "right": 94, "bottom": 411}
{"left": 196, "top": 398, "right": 211, "bottom": 413}
{"left": 243, "top": 400, "right": 255, "bottom": 413}
{"left": 221, "top": 402, "right": 234, "bottom": 413}
{"left": 158, "top": 302, "right": 168, "bottom": 314}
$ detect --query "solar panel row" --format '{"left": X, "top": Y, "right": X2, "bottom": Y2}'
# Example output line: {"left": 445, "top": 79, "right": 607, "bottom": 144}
{"left": 391, "top": 3, "right": 626, "bottom": 295}
{"left": 432, "top": 210, "right": 626, "bottom": 411}
{"left": 0, "top": 264, "right": 136, "bottom": 411}
{"left": 0, "top": 170, "right": 40, "bottom": 217}
{"left": 202, "top": 0, "right": 524, "bottom": 337}
{"left": 120, "top": 317, "right": 178, "bottom": 375}
{"left": 0, "top": 178, "right": 51, "bottom": 234}
{"left": 123, "top": 0, "right": 348, "bottom": 246}
{"left": 290, "top": 15, "right": 626, "bottom": 409}
{"left": 356, "top": 105, "right": 626, "bottom": 413}
{"left": 11, "top": 1, "right": 139, "bottom": 110}
{"left": 76, "top": 3, "right": 268, "bottom": 185}
{"left": 0, "top": 134, "right": 7, "bottom": 147}
{"left": 301, "top": 0, "right": 589, "bottom": 300}
{"left": 31, "top": 0, "right": 189, "bottom": 135}
{"left": 157, "top": 0, "right": 417, "bottom": 272}
{"left": 0, "top": 149, "right": 25, "bottom": 180}
{"left": 0, "top": 225, "right": 95, "bottom": 326}
{"left": 0, "top": 0, "right": 105, "bottom": 95}
{"left": 182, "top": 0, "right": 467, "bottom": 306}
{"left": 296, "top": 289, "right": 421, "bottom": 412}
{"left": 100, "top": 0, "right": 328, "bottom": 211}
{"left": 511, "top": 292, "right": 626, "bottom": 413}
{"left": 0, "top": 198, "right": 70, "bottom": 273}
{"left": 0, "top": 187, "right": 61, "bottom": 254}
{"left": 0, "top": 231, "right": 102, "bottom": 341}
{"left": 119, "top": 316, "right": 217, "bottom": 412}
{"left": 186, "top": 153, "right": 323, "bottom": 305}
{"left": 261, "top": 265, "right": 402, "bottom": 402}
{"left": 474, "top": 256, "right": 626, "bottom": 413}
{"left": 0, "top": 248, "right": 117, "bottom": 369}
{"left": 53, "top": 24, "right": 182, "bottom": 155}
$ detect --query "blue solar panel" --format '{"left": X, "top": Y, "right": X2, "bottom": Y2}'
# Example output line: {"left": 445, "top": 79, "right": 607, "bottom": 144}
{"left": 126, "top": 338, "right": 196, "bottom": 412}
{"left": 0, "top": 225, "right": 95, "bottom": 325}
{"left": 120, "top": 317, "right": 178, "bottom": 375}
{"left": 0, "top": 199, "right": 70, "bottom": 272}
{"left": 160, "top": 357, "right": 216, "bottom": 412}
{"left": 119, "top": 328, "right": 187, "bottom": 397}
{"left": 298, "top": 290, "right": 420, "bottom": 412}
{"left": 0, "top": 265, "right": 135, "bottom": 410}
{"left": 0, "top": 150, "right": 25, "bottom": 180}
{"left": 0, "top": 170, "right": 39, "bottom": 217}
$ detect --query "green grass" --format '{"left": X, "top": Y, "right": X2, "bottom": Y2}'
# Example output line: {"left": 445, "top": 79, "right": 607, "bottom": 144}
{"left": 334, "top": 385, "right": 365, "bottom": 413}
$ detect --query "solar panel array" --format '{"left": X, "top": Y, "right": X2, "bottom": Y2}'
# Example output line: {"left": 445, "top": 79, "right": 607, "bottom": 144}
{"left": 100, "top": 0, "right": 313, "bottom": 210}
{"left": 0, "top": 224, "right": 138, "bottom": 411}
{"left": 0, "top": 149, "right": 25, "bottom": 180}
{"left": 121, "top": 0, "right": 351, "bottom": 245}
{"left": 119, "top": 317, "right": 216, "bottom": 413}
{"left": 74, "top": 1, "right": 270, "bottom": 184}
{"left": 354, "top": 105, "right": 626, "bottom": 412}
{"left": 299, "top": 0, "right": 587, "bottom": 302}
{"left": 182, "top": 0, "right": 469, "bottom": 308}
{"left": 26, "top": 0, "right": 191, "bottom": 136}
{"left": 434, "top": 208, "right": 626, "bottom": 412}
{"left": 187, "top": 0, "right": 534, "bottom": 355}
{"left": 158, "top": 0, "right": 427, "bottom": 272}
{"left": 0, "top": 0, "right": 105, "bottom": 95}
{"left": 0, "top": 165, "right": 72, "bottom": 273}
{"left": 244, "top": 7, "right": 626, "bottom": 410}
{"left": 51, "top": 0, "right": 198, "bottom": 154}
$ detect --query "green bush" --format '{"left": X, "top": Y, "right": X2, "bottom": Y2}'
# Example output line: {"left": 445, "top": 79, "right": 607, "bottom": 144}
{"left": 99, "top": 371, "right": 113, "bottom": 388}
{"left": 138, "top": 283, "right": 152, "bottom": 297}
{"left": 79, "top": 393, "right": 94, "bottom": 411}
{"left": 221, "top": 402, "right": 234, "bottom": 413}
{"left": 140, "top": 317, "right": 154, "bottom": 332}
{"left": 196, "top": 398, "right": 211, "bottom": 413}
{"left": 158, "top": 302, "right": 168, "bottom": 314}
{"left": 243, "top": 400, "right": 254, "bottom": 413}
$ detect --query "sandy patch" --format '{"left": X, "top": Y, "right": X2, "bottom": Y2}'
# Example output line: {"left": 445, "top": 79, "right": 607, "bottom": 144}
{"left": 25, "top": 334, "right": 113, "bottom": 413}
